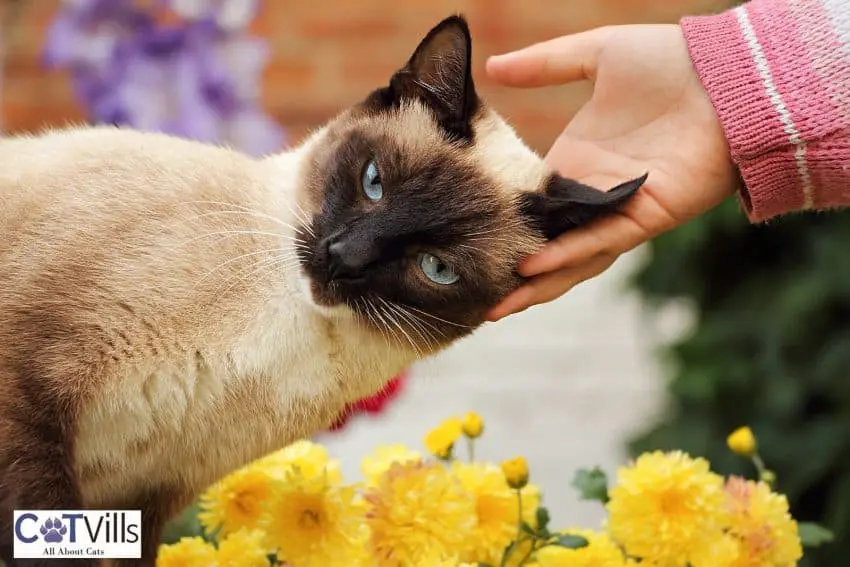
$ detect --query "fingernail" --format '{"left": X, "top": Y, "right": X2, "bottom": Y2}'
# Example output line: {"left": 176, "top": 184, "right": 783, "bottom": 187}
{"left": 487, "top": 52, "right": 518, "bottom": 67}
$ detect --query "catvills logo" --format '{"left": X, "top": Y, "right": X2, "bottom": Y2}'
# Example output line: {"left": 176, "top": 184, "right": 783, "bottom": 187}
{"left": 13, "top": 510, "right": 141, "bottom": 560}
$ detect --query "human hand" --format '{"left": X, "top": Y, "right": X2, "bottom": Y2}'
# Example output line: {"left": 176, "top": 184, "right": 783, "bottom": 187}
{"left": 485, "top": 24, "right": 739, "bottom": 321}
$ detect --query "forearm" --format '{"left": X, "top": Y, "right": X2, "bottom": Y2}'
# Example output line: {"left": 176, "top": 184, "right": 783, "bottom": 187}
{"left": 681, "top": 0, "right": 850, "bottom": 222}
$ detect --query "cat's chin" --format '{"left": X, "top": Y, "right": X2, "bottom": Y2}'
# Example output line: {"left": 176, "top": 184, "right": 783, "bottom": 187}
{"left": 294, "top": 273, "right": 356, "bottom": 319}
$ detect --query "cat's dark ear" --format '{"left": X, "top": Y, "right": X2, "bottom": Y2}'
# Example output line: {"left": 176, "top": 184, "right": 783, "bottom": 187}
{"left": 519, "top": 173, "right": 648, "bottom": 240}
{"left": 382, "top": 15, "right": 479, "bottom": 141}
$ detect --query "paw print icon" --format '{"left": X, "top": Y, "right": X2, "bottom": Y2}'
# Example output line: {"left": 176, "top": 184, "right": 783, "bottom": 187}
{"left": 39, "top": 517, "right": 67, "bottom": 543}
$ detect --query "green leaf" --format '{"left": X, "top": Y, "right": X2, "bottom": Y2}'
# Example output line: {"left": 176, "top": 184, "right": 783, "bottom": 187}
{"left": 520, "top": 521, "right": 536, "bottom": 537}
{"left": 536, "top": 506, "right": 551, "bottom": 536}
{"left": 160, "top": 503, "right": 206, "bottom": 544}
{"left": 798, "top": 522, "right": 835, "bottom": 548}
{"left": 551, "top": 534, "right": 589, "bottom": 549}
{"left": 571, "top": 467, "right": 610, "bottom": 504}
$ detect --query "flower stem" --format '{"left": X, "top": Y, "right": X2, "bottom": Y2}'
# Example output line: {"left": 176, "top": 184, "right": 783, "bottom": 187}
{"left": 752, "top": 453, "right": 766, "bottom": 473}
{"left": 467, "top": 437, "right": 475, "bottom": 462}
{"left": 751, "top": 453, "right": 776, "bottom": 485}
{"left": 516, "top": 488, "right": 523, "bottom": 542}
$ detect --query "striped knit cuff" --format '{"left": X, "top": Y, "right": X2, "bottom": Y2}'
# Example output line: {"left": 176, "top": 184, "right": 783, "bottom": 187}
{"left": 681, "top": 0, "right": 814, "bottom": 222}
{"left": 736, "top": 148, "right": 808, "bottom": 221}
{"left": 681, "top": 6, "right": 793, "bottom": 160}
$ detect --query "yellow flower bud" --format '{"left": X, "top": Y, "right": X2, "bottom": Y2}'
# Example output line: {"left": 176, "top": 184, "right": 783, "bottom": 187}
{"left": 727, "top": 426, "right": 757, "bottom": 456}
{"left": 501, "top": 456, "right": 529, "bottom": 490}
{"left": 461, "top": 412, "right": 484, "bottom": 439}
{"left": 423, "top": 417, "right": 463, "bottom": 459}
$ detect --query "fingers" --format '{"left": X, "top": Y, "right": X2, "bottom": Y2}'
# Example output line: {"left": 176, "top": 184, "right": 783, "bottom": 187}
{"left": 518, "top": 212, "right": 646, "bottom": 277}
{"left": 486, "top": 254, "right": 617, "bottom": 322}
{"left": 485, "top": 27, "right": 612, "bottom": 88}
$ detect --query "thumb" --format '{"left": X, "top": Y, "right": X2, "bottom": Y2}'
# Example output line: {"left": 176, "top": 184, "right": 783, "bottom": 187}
{"left": 485, "top": 27, "right": 612, "bottom": 88}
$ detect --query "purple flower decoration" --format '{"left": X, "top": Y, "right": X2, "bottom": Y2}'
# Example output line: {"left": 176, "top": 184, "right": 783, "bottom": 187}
{"left": 42, "top": 0, "right": 285, "bottom": 156}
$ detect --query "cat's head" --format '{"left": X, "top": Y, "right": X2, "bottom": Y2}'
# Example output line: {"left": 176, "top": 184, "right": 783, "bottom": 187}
{"left": 294, "top": 15, "right": 645, "bottom": 351}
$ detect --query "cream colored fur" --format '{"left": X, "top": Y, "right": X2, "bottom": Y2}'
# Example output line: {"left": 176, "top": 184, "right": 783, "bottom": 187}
{"left": 0, "top": 102, "right": 548, "bottom": 509}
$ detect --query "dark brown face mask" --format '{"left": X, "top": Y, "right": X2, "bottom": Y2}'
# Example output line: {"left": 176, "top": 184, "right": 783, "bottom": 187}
{"left": 296, "top": 14, "right": 646, "bottom": 345}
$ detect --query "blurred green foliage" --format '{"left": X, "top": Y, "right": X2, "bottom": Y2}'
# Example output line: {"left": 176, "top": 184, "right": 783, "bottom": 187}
{"left": 627, "top": 199, "right": 850, "bottom": 566}
{"left": 161, "top": 503, "right": 207, "bottom": 545}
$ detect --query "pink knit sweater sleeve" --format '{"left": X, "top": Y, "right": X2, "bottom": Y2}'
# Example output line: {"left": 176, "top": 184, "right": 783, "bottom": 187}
{"left": 680, "top": 0, "right": 850, "bottom": 222}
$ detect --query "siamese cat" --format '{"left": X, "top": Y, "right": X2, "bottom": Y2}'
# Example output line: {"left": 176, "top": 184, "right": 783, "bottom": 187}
{"left": 0, "top": 14, "right": 646, "bottom": 566}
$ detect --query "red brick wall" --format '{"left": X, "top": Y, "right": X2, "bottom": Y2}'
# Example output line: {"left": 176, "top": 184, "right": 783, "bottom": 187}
{"left": 1, "top": 0, "right": 733, "bottom": 154}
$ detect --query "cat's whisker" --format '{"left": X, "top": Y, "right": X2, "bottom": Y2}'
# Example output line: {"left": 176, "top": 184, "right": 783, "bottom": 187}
{"left": 357, "top": 298, "right": 392, "bottom": 350}
{"left": 185, "top": 209, "right": 304, "bottom": 236}
{"left": 181, "top": 234, "right": 311, "bottom": 252}
{"left": 403, "top": 304, "right": 471, "bottom": 329}
{"left": 370, "top": 301, "right": 406, "bottom": 351}
{"left": 211, "top": 261, "right": 302, "bottom": 305}
{"left": 376, "top": 299, "right": 421, "bottom": 357}
{"left": 405, "top": 307, "right": 448, "bottom": 342}
{"left": 392, "top": 303, "right": 443, "bottom": 349}
{"left": 275, "top": 201, "right": 312, "bottom": 236}
{"left": 180, "top": 229, "right": 305, "bottom": 248}
{"left": 194, "top": 248, "right": 299, "bottom": 289}
{"left": 290, "top": 201, "right": 316, "bottom": 238}
{"left": 184, "top": 200, "right": 302, "bottom": 233}
{"left": 294, "top": 202, "right": 314, "bottom": 231}
{"left": 209, "top": 253, "right": 302, "bottom": 301}
{"left": 378, "top": 297, "right": 434, "bottom": 353}
{"left": 209, "top": 259, "right": 294, "bottom": 301}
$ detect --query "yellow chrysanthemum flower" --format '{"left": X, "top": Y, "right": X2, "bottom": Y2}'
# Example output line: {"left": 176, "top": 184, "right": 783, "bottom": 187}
{"left": 462, "top": 412, "right": 484, "bottom": 439}
{"left": 197, "top": 467, "right": 274, "bottom": 538}
{"left": 451, "top": 461, "right": 539, "bottom": 565}
{"left": 433, "top": 557, "right": 478, "bottom": 567}
{"left": 535, "top": 529, "right": 627, "bottom": 567}
{"left": 501, "top": 456, "right": 530, "bottom": 490}
{"left": 423, "top": 417, "right": 463, "bottom": 459}
{"left": 361, "top": 444, "right": 422, "bottom": 486}
{"left": 216, "top": 528, "right": 269, "bottom": 567}
{"left": 691, "top": 534, "right": 742, "bottom": 567}
{"left": 365, "top": 460, "right": 477, "bottom": 565}
{"left": 263, "top": 472, "right": 368, "bottom": 567}
{"left": 255, "top": 439, "right": 343, "bottom": 483}
{"left": 156, "top": 536, "right": 217, "bottom": 567}
{"left": 606, "top": 450, "right": 727, "bottom": 567}
{"left": 714, "top": 476, "right": 803, "bottom": 567}
{"left": 727, "top": 427, "right": 758, "bottom": 457}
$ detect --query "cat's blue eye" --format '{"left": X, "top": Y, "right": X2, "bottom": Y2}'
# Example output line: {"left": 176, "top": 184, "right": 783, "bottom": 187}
{"left": 362, "top": 160, "right": 383, "bottom": 201}
{"left": 418, "top": 253, "right": 459, "bottom": 285}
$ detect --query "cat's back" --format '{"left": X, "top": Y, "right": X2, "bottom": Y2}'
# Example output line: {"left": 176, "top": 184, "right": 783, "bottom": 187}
{"left": 0, "top": 125, "right": 260, "bottom": 245}
{"left": 0, "top": 125, "right": 280, "bottom": 376}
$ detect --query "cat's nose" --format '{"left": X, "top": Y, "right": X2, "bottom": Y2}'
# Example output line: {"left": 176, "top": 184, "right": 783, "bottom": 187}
{"left": 326, "top": 238, "right": 372, "bottom": 281}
